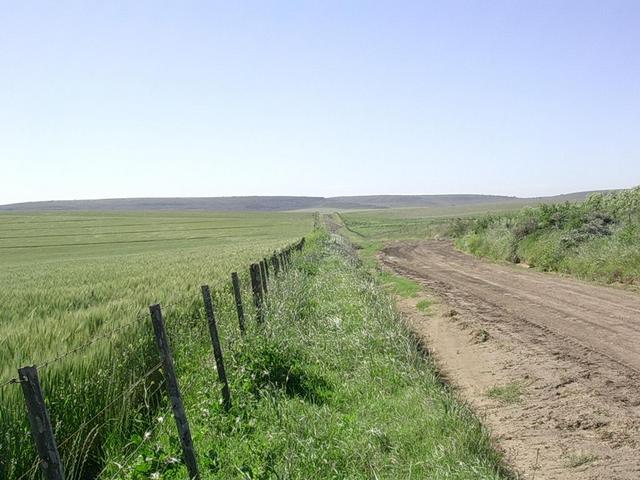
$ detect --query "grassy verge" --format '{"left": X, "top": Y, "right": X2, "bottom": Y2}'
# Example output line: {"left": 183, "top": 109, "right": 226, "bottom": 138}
{"left": 108, "top": 231, "right": 509, "bottom": 479}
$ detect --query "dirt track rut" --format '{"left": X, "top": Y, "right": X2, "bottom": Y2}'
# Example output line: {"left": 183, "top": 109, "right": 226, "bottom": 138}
{"left": 380, "top": 240, "right": 640, "bottom": 479}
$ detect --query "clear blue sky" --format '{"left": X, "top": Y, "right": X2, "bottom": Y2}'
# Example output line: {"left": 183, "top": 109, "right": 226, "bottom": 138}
{"left": 1, "top": 1, "right": 639, "bottom": 204}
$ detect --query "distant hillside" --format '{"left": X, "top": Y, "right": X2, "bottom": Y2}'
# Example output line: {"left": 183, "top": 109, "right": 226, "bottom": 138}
{"left": 0, "top": 191, "right": 613, "bottom": 212}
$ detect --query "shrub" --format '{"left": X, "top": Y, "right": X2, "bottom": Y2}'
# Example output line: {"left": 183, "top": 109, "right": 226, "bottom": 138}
{"left": 456, "top": 186, "right": 640, "bottom": 284}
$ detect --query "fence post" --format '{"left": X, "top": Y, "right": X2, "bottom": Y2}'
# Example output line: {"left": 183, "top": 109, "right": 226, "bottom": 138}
{"left": 200, "top": 286, "right": 231, "bottom": 411}
{"left": 263, "top": 257, "right": 270, "bottom": 279}
{"left": 231, "top": 272, "right": 245, "bottom": 333}
{"left": 18, "top": 366, "right": 65, "bottom": 480}
{"left": 271, "top": 253, "right": 280, "bottom": 275}
{"left": 259, "top": 261, "right": 268, "bottom": 294}
{"left": 149, "top": 304, "right": 200, "bottom": 480}
{"left": 249, "top": 263, "right": 264, "bottom": 322}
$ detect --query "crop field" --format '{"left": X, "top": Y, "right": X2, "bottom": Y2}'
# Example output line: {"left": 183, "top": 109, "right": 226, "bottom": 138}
{"left": 0, "top": 211, "right": 312, "bottom": 478}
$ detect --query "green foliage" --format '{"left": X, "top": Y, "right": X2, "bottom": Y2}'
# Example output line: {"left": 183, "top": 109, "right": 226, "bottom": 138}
{"left": 237, "top": 333, "right": 333, "bottom": 405}
{"left": 454, "top": 187, "right": 640, "bottom": 284}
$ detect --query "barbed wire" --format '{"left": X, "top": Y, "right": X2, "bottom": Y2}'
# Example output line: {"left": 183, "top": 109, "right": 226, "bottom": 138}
{"left": 0, "top": 376, "right": 21, "bottom": 389}
{"left": 0, "top": 294, "right": 202, "bottom": 389}
{"left": 36, "top": 313, "right": 147, "bottom": 373}
{"left": 0, "top": 308, "right": 151, "bottom": 388}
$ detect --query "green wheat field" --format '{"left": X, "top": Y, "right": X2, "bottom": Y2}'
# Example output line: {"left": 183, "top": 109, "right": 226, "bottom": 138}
{"left": 0, "top": 211, "right": 312, "bottom": 478}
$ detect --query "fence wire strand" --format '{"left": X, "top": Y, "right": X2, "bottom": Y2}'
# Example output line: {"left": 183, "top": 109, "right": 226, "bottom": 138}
{"left": 57, "top": 362, "right": 163, "bottom": 450}
{"left": 35, "top": 313, "right": 147, "bottom": 373}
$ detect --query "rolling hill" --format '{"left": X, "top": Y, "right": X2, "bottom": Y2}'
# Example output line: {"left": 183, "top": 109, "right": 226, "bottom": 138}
{"left": 0, "top": 191, "right": 613, "bottom": 212}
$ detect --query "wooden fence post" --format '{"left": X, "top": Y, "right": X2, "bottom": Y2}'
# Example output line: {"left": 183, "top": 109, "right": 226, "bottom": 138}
{"left": 249, "top": 263, "right": 264, "bottom": 322}
{"left": 231, "top": 272, "right": 245, "bottom": 333}
{"left": 200, "top": 286, "right": 231, "bottom": 411}
{"left": 18, "top": 366, "right": 65, "bottom": 480}
{"left": 263, "top": 257, "right": 270, "bottom": 279}
{"left": 271, "top": 253, "right": 280, "bottom": 275}
{"left": 259, "top": 261, "right": 268, "bottom": 294}
{"left": 149, "top": 304, "right": 200, "bottom": 480}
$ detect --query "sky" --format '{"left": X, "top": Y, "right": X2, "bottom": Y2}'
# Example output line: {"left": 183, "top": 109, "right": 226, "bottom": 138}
{"left": 1, "top": 0, "right": 639, "bottom": 204}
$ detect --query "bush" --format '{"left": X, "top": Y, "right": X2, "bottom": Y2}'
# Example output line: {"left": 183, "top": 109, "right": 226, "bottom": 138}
{"left": 456, "top": 187, "right": 640, "bottom": 284}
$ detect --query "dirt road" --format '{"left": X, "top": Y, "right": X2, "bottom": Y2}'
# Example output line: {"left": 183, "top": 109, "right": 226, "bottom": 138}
{"left": 380, "top": 240, "right": 640, "bottom": 479}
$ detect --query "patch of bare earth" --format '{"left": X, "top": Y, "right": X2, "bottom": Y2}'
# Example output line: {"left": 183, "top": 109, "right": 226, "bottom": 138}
{"left": 380, "top": 240, "right": 640, "bottom": 480}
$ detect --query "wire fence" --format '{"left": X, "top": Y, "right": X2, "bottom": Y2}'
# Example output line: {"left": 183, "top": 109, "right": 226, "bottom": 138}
{"left": 3, "top": 237, "right": 307, "bottom": 480}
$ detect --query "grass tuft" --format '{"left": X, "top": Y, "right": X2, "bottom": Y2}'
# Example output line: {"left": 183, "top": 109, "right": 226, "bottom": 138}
{"left": 416, "top": 298, "right": 433, "bottom": 313}
{"left": 486, "top": 382, "right": 523, "bottom": 404}
{"left": 380, "top": 271, "right": 421, "bottom": 298}
{"left": 566, "top": 452, "right": 597, "bottom": 468}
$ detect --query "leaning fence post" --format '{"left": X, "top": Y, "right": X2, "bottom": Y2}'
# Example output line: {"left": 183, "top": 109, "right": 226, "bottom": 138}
{"left": 201, "top": 286, "right": 231, "bottom": 411}
{"left": 18, "top": 366, "right": 65, "bottom": 480}
{"left": 249, "top": 263, "right": 264, "bottom": 322}
{"left": 231, "top": 272, "right": 245, "bottom": 333}
{"left": 149, "top": 304, "right": 200, "bottom": 480}
{"left": 259, "top": 260, "right": 268, "bottom": 294}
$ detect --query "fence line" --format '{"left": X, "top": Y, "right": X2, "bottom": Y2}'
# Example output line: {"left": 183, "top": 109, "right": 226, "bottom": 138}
{"left": 8, "top": 236, "right": 306, "bottom": 480}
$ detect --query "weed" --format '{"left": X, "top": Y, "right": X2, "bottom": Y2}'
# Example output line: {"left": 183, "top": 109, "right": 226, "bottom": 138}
{"left": 380, "top": 271, "right": 421, "bottom": 298}
{"left": 487, "top": 382, "right": 523, "bottom": 404}
{"left": 472, "top": 329, "right": 490, "bottom": 343}
{"left": 416, "top": 298, "right": 433, "bottom": 312}
{"left": 566, "top": 452, "right": 597, "bottom": 468}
